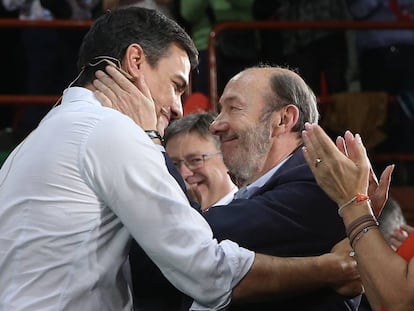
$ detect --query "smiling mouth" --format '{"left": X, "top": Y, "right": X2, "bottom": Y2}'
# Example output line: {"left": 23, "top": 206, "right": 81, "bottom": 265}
{"left": 154, "top": 100, "right": 170, "bottom": 122}
{"left": 220, "top": 135, "right": 237, "bottom": 144}
{"left": 186, "top": 176, "right": 204, "bottom": 186}
{"left": 158, "top": 110, "right": 171, "bottom": 128}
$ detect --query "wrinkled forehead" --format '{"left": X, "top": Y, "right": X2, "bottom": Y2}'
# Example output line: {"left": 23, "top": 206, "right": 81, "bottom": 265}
{"left": 219, "top": 70, "right": 271, "bottom": 110}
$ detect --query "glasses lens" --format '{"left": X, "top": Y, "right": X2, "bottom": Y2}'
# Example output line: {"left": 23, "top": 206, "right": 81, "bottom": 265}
{"left": 186, "top": 156, "right": 204, "bottom": 169}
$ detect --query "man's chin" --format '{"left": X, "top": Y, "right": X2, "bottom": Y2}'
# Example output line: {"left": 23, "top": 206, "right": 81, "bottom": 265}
{"left": 158, "top": 118, "right": 169, "bottom": 136}
{"left": 157, "top": 123, "right": 167, "bottom": 136}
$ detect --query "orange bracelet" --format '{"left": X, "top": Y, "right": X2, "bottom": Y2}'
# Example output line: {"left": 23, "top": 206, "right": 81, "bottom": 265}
{"left": 338, "top": 192, "right": 370, "bottom": 217}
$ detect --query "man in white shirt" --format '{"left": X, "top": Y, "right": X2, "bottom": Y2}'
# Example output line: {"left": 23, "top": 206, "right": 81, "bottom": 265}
{"left": 0, "top": 7, "right": 361, "bottom": 311}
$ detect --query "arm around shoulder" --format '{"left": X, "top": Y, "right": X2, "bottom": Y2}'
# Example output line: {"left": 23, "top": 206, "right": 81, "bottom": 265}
{"left": 232, "top": 249, "right": 362, "bottom": 303}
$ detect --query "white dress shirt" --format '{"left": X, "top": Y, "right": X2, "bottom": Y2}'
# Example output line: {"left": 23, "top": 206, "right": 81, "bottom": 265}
{"left": 0, "top": 87, "right": 254, "bottom": 311}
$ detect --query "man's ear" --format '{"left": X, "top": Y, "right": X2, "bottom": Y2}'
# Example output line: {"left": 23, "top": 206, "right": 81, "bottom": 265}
{"left": 122, "top": 43, "right": 145, "bottom": 80}
{"left": 271, "top": 104, "right": 300, "bottom": 137}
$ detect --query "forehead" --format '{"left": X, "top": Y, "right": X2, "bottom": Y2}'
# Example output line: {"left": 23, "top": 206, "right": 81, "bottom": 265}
{"left": 166, "top": 132, "right": 217, "bottom": 155}
{"left": 156, "top": 44, "right": 191, "bottom": 81}
{"left": 219, "top": 69, "right": 270, "bottom": 107}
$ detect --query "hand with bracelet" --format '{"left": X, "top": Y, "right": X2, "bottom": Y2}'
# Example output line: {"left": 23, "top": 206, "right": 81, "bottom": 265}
{"left": 302, "top": 123, "right": 414, "bottom": 311}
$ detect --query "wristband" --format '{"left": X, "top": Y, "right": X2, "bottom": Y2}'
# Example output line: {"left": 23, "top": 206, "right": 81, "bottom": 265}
{"left": 145, "top": 130, "right": 164, "bottom": 143}
{"left": 338, "top": 192, "right": 370, "bottom": 217}
{"left": 350, "top": 225, "right": 379, "bottom": 249}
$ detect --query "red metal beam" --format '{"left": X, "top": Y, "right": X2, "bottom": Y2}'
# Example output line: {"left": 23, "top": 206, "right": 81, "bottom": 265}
{"left": 0, "top": 18, "right": 93, "bottom": 29}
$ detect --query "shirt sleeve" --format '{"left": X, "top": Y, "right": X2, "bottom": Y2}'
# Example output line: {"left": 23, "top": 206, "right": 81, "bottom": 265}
{"left": 80, "top": 114, "right": 254, "bottom": 309}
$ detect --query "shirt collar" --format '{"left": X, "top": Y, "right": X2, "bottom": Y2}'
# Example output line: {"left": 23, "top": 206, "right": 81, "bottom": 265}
{"left": 238, "top": 155, "right": 292, "bottom": 199}
{"left": 213, "top": 187, "right": 239, "bottom": 206}
{"left": 61, "top": 87, "right": 101, "bottom": 107}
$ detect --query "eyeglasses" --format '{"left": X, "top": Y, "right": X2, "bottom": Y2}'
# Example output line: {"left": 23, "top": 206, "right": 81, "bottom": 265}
{"left": 172, "top": 152, "right": 222, "bottom": 170}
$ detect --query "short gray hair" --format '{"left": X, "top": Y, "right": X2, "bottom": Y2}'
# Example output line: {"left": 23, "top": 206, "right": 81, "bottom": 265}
{"left": 258, "top": 65, "right": 319, "bottom": 133}
{"left": 164, "top": 112, "right": 219, "bottom": 148}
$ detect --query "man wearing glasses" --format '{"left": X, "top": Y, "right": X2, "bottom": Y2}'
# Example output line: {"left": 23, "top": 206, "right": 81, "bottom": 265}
{"left": 130, "top": 112, "right": 240, "bottom": 310}
{"left": 165, "top": 112, "right": 238, "bottom": 212}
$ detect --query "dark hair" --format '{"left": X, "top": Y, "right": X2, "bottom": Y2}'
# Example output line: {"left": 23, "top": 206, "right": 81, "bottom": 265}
{"left": 164, "top": 112, "right": 219, "bottom": 148}
{"left": 257, "top": 65, "right": 319, "bottom": 133}
{"left": 75, "top": 7, "right": 198, "bottom": 86}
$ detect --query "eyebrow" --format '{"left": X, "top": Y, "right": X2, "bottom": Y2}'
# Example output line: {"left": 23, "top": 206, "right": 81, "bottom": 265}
{"left": 221, "top": 95, "right": 242, "bottom": 107}
{"left": 172, "top": 151, "right": 215, "bottom": 160}
{"left": 173, "top": 152, "right": 200, "bottom": 160}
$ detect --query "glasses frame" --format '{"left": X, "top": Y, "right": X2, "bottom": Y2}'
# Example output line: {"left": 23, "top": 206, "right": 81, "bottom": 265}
{"left": 174, "top": 151, "right": 222, "bottom": 170}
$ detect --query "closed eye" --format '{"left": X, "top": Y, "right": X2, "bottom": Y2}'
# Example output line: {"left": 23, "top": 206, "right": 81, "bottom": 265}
{"left": 187, "top": 157, "right": 203, "bottom": 166}
{"left": 174, "top": 81, "right": 186, "bottom": 95}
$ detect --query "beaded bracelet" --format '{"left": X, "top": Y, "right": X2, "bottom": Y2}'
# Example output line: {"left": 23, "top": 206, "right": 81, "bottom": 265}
{"left": 338, "top": 192, "right": 370, "bottom": 217}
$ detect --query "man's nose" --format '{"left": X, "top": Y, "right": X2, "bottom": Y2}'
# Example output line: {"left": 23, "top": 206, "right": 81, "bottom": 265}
{"left": 179, "top": 162, "right": 193, "bottom": 178}
{"left": 171, "top": 97, "right": 183, "bottom": 120}
{"left": 209, "top": 114, "right": 226, "bottom": 135}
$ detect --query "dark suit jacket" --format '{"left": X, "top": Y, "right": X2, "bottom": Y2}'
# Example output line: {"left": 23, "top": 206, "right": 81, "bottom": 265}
{"left": 131, "top": 148, "right": 353, "bottom": 310}
{"left": 202, "top": 147, "right": 349, "bottom": 310}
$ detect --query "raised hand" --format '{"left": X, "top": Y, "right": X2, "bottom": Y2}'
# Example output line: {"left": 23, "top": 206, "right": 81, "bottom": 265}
{"left": 93, "top": 65, "right": 158, "bottom": 131}
{"left": 314, "top": 125, "right": 394, "bottom": 217}
{"left": 367, "top": 164, "right": 394, "bottom": 217}
{"left": 302, "top": 123, "right": 370, "bottom": 207}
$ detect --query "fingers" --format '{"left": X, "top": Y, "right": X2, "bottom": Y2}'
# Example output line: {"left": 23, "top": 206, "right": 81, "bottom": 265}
{"left": 303, "top": 123, "right": 338, "bottom": 155}
{"left": 329, "top": 238, "right": 363, "bottom": 297}
{"left": 102, "top": 65, "right": 155, "bottom": 108}
{"left": 369, "top": 166, "right": 379, "bottom": 187}
{"left": 93, "top": 69, "right": 120, "bottom": 108}
{"left": 390, "top": 228, "right": 409, "bottom": 250}
{"left": 401, "top": 224, "right": 414, "bottom": 234}
{"left": 302, "top": 123, "right": 338, "bottom": 166}
{"left": 343, "top": 132, "right": 368, "bottom": 166}
{"left": 391, "top": 229, "right": 408, "bottom": 242}
{"left": 378, "top": 165, "right": 394, "bottom": 194}
{"left": 368, "top": 165, "right": 394, "bottom": 218}
{"left": 389, "top": 224, "right": 413, "bottom": 251}
{"left": 94, "top": 88, "right": 113, "bottom": 108}
{"left": 94, "top": 66, "right": 142, "bottom": 104}
{"left": 93, "top": 66, "right": 158, "bottom": 129}
{"left": 336, "top": 136, "right": 348, "bottom": 157}
{"left": 390, "top": 237, "right": 403, "bottom": 251}
{"left": 104, "top": 65, "right": 136, "bottom": 93}
{"left": 376, "top": 165, "right": 394, "bottom": 212}
{"left": 301, "top": 123, "right": 317, "bottom": 158}
{"left": 135, "top": 70, "right": 152, "bottom": 100}
{"left": 334, "top": 279, "right": 364, "bottom": 298}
